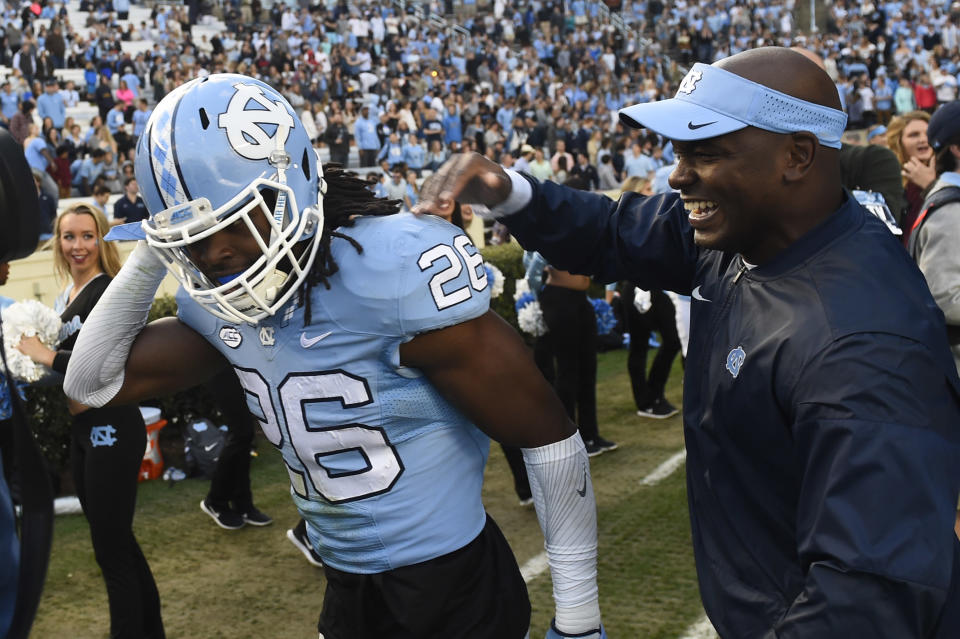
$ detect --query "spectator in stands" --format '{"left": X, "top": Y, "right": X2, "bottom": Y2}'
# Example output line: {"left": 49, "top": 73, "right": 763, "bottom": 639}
{"left": 9, "top": 99, "right": 34, "bottom": 146}
{"left": 324, "top": 110, "right": 350, "bottom": 167}
{"left": 105, "top": 102, "right": 126, "bottom": 137}
{"left": 354, "top": 104, "right": 380, "bottom": 167}
{"left": 403, "top": 132, "right": 425, "bottom": 176}
{"left": 89, "top": 184, "right": 112, "bottom": 221}
{"left": 36, "top": 78, "right": 66, "bottom": 131}
{"left": 570, "top": 151, "right": 598, "bottom": 190}
{"left": 888, "top": 111, "right": 937, "bottom": 242}
{"left": 131, "top": 98, "right": 151, "bottom": 140}
{"left": 115, "top": 79, "right": 135, "bottom": 113}
{"left": 74, "top": 148, "right": 106, "bottom": 197}
{"left": 0, "top": 82, "right": 19, "bottom": 128}
{"left": 94, "top": 74, "right": 115, "bottom": 120}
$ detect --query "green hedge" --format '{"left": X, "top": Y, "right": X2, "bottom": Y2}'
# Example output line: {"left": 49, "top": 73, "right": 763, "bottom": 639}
{"left": 480, "top": 241, "right": 525, "bottom": 336}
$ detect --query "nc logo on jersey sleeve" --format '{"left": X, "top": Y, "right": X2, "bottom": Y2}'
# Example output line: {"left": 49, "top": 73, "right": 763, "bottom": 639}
{"left": 218, "top": 83, "right": 295, "bottom": 161}
{"left": 90, "top": 425, "right": 117, "bottom": 447}
{"left": 725, "top": 346, "right": 746, "bottom": 378}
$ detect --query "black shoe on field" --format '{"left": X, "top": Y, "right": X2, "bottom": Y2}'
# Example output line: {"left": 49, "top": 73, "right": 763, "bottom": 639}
{"left": 286, "top": 523, "right": 324, "bottom": 568}
{"left": 637, "top": 398, "right": 679, "bottom": 419}
{"left": 593, "top": 436, "right": 618, "bottom": 452}
{"left": 200, "top": 499, "right": 245, "bottom": 530}
{"left": 584, "top": 440, "right": 604, "bottom": 457}
{"left": 240, "top": 506, "right": 273, "bottom": 527}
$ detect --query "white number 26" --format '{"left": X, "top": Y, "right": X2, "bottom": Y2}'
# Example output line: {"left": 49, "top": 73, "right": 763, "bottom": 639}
{"left": 418, "top": 235, "right": 487, "bottom": 310}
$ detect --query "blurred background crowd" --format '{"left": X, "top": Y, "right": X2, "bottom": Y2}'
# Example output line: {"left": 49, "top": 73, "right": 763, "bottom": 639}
{"left": 0, "top": 0, "right": 957, "bottom": 231}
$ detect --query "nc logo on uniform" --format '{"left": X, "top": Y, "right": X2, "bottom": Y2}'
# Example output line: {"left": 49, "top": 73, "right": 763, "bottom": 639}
{"left": 259, "top": 326, "right": 275, "bottom": 346}
{"left": 90, "top": 425, "right": 117, "bottom": 447}
{"left": 677, "top": 70, "right": 703, "bottom": 95}
{"left": 218, "top": 83, "right": 294, "bottom": 161}
{"left": 725, "top": 346, "right": 746, "bottom": 378}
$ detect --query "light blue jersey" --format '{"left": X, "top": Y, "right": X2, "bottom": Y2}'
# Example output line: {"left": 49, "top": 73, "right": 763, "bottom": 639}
{"left": 178, "top": 213, "right": 493, "bottom": 573}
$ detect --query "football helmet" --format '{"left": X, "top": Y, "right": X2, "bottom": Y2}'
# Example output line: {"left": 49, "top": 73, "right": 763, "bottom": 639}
{"left": 133, "top": 73, "right": 323, "bottom": 324}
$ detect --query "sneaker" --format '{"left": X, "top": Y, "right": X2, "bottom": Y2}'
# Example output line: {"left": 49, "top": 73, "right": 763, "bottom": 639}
{"left": 637, "top": 397, "right": 679, "bottom": 420}
{"left": 240, "top": 507, "right": 273, "bottom": 527}
{"left": 200, "top": 499, "right": 245, "bottom": 530}
{"left": 518, "top": 496, "right": 534, "bottom": 507}
{"left": 286, "top": 526, "right": 324, "bottom": 568}
{"left": 584, "top": 440, "right": 604, "bottom": 457}
{"left": 593, "top": 436, "right": 618, "bottom": 452}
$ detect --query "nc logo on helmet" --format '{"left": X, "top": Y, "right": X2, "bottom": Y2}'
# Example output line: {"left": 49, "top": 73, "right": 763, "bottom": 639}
{"left": 218, "top": 83, "right": 295, "bottom": 161}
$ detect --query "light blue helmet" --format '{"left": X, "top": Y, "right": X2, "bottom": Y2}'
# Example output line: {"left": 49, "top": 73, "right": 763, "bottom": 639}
{"left": 130, "top": 73, "right": 324, "bottom": 324}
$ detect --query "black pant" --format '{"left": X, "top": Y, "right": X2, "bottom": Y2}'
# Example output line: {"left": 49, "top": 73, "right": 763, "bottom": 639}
{"left": 205, "top": 368, "right": 254, "bottom": 511}
{"left": 539, "top": 285, "right": 598, "bottom": 442}
{"left": 359, "top": 148, "right": 379, "bottom": 168}
{"left": 72, "top": 405, "right": 164, "bottom": 639}
{"left": 318, "top": 515, "right": 529, "bottom": 639}
{"left": 499, "top": 444, "right": 531, "bottom": 501}
{"left": 626, "top": 289, "right": 681, "bottom": 409}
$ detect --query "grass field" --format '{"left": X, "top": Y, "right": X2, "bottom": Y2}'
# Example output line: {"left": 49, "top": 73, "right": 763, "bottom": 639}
{"left": 31, "top": 350, "right": 703, "bottom": 638}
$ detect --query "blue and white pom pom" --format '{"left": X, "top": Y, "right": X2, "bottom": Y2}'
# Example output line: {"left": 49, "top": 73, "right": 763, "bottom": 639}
{"left": 1, "top": 299, "right": 63, "bottom": 382}
{"left": 484, "top": 263, "right": 504, "bottom": 299}
{"left": 590, "top": 297, "right": 618, "bottom": 335}
{"left": 514, "top": 282, "right": 548, "bottom": 337}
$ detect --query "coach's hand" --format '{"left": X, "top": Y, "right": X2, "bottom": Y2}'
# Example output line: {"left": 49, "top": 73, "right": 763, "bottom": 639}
{"left": 413, "top": 153, "right": 512, "bottom": 216}
{"left": 545, "top": 619, "right": 606, "bottom": 639}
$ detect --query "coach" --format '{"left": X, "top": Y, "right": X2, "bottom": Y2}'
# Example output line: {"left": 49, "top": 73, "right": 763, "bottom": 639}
{"left": 417, "top": 47, "right": 960, "bottom": 638}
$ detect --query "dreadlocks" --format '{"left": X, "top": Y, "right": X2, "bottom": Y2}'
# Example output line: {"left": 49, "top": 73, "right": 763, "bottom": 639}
{"left": 301, "top": 164, "right": 402, "bottom": 325}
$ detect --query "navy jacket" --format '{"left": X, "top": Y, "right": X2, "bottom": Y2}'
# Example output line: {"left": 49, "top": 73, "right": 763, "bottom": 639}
{"left": 504, "top": 178, "right": 960, "bottom": 638}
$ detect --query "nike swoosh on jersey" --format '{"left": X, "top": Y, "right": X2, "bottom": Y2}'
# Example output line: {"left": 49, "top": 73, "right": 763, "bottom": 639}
{"left": 300, "top": 330, "right": 333, "bottom": 348}
{"left": 687, "top": 121, "right": 716, "bottom": 130}
{"left": 692, "top": 285, "right": 711, "bottom": 302}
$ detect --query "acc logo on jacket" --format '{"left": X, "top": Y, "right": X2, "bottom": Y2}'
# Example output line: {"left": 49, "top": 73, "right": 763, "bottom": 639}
{"left": 725, "top": 345, "right": 746, "bottom": 378}
{"left": 218, "top": 83, "right": 294, "bottom": 161}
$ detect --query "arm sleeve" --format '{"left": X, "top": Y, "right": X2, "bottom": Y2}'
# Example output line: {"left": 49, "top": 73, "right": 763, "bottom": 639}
{"left": 522, "top": 432, "right": 601, "bottom": 634}
{"left": 772, "top": 333, "right": 960, "bottom": 638}
{"left": 63, "top": 243, "right": 168, "bottom": 406}
{"left": 502, "top": 175, "right": 699, "bottom": 293}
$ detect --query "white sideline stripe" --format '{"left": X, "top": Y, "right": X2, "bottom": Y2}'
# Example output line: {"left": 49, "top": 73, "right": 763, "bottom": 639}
{"left": 641, "top": 449, "right": 687, "bottom": 486}
{"left": 678, "top": 614, "right": 719, "bottom": 639}
{"left": 521, "top": 552, "right": 550, "bottom": 583}
{"left": 521, "top": 449, "right": 689, "bottom": 584}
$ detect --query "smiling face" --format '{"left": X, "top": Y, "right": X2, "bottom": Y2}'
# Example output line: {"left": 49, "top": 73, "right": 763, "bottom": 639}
{"left": 669, "top": 127, "right": 791, "bottom": 263}
{"left": 58, "top": 212, "right": 102, "bottom": 282}
{"left": 901, "top": 118, "right": 933, "bottom": 162}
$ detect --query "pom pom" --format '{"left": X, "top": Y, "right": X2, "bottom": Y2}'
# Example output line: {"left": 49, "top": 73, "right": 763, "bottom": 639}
{"left": 1, "top": 300, "right": 62, "bottom": 382}
{"left": 483, "top": 263, "right": 504, "bottom": 299}
{"left": 516, "top": 299, "right": 548, "bottom": 337}
{"left": 514, "top": 277, "right": 531, "bottom": 300}
{"left": 589, "top": 297, "right": 618, "bottom": 335}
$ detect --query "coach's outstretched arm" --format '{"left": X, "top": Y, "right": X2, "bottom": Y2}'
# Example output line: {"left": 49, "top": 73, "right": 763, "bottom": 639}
{"left": 64, "top": 242, "right": 227, "bottom": 407}
{"left": 415, "top": 153, "right": 698, "bottom": 293}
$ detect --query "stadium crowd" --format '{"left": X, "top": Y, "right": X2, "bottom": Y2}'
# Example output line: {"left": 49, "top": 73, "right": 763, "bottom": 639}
{"left": 0, "top": 0, "right": 953, "bottom": 227}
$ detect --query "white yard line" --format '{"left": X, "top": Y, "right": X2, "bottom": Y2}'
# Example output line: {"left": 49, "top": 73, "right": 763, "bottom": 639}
{"left": 678, "top": 614, "right": 719, "bottom": 639}
{"left": 640, "top": 449, "right": 687, "bottom": 486}
{"left": 521, "top": 449, "right": 689, "bottom": 584}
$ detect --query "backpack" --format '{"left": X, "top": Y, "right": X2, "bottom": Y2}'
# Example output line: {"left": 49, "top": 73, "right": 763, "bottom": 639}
{"left": 182, "top": 417, "right": 227, "bottom": 479}
{"left": 908, "top": 185, "right": 960, "bottom": 346}
{"left": 908, "top": 186, "right": 960, "bottom": 258}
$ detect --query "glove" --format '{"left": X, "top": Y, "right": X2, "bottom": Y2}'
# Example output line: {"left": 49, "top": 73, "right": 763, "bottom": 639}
{"left": 545, "top": 619, "right": 607, "bottom": 639}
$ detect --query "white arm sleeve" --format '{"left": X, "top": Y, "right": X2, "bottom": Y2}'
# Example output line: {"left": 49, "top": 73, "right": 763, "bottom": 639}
{"left": 522, "top": 431, "right": 601, "bottom": 634}
{"left": 63, "top": 242, "right": 168, "bottom": 407}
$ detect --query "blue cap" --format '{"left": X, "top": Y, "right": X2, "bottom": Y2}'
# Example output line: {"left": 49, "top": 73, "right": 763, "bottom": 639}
{"left": 619, "top": 63, "right": 848, "bottom": 149}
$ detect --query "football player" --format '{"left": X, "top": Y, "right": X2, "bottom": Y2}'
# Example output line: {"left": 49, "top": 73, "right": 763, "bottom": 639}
{"left": 63, "top": 74, "right": 604, "bottom": 639}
